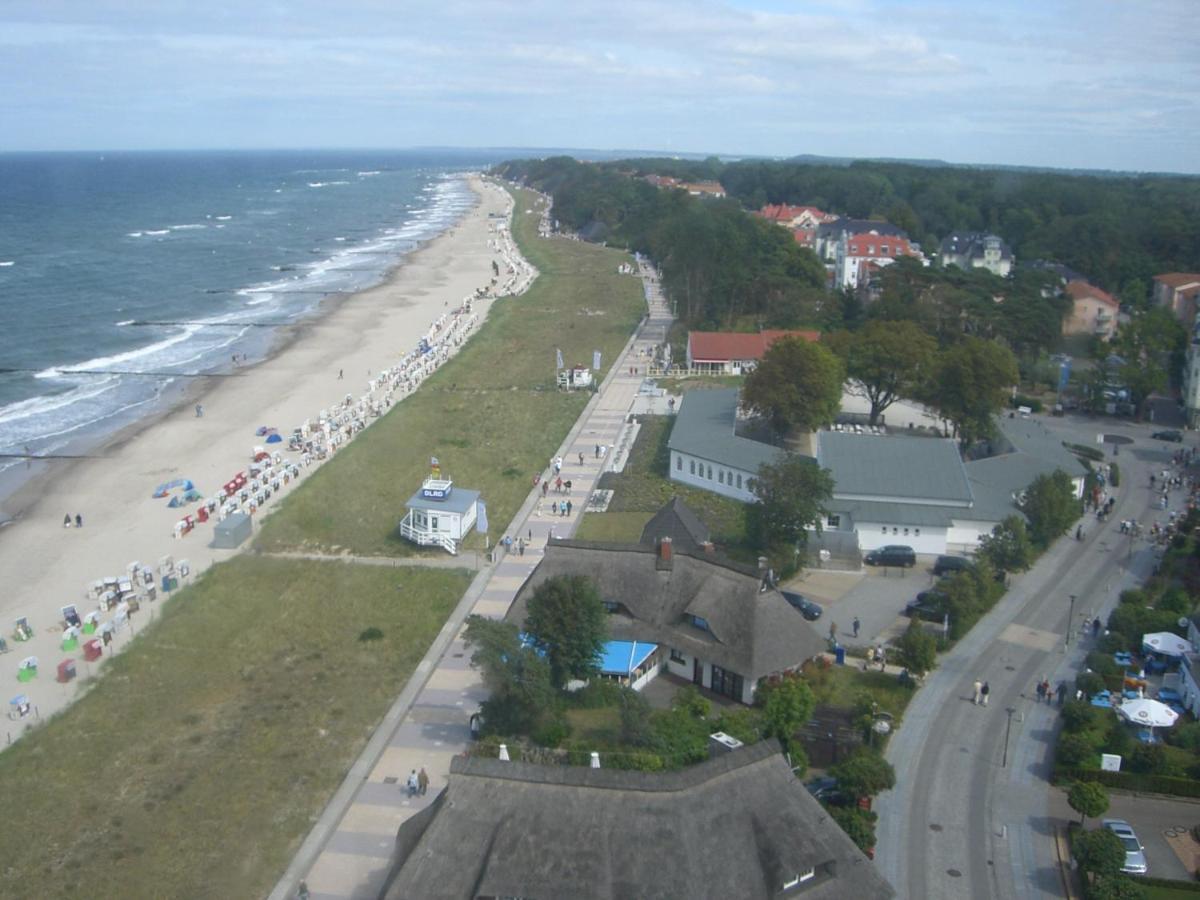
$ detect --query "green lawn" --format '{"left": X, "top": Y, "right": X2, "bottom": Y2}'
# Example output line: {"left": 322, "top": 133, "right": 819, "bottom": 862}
{"left": 564, "top": 706, "right": 622, "bottom": 745}
{"left": 806, "top": 663, "right": 916, "bottom": 723}
{"left": 255, "top": 185, "right": 646, "bottom": 556}
{"left": 1141, "top": 886, "right": 1200, "bottom": 900}
{"left": 586, "top": 415, "right": 753, "bottom": 558}
{"left": 573, "top": 510, "right": 654, "bottom": 543}
{"left": 0, "top": 556, "right": 471, "bottom": 900}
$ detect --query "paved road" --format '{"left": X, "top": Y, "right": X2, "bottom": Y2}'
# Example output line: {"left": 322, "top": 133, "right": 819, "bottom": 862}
{"left": 876, "top": 414, "right": 1182, "bottom": 899}
{"left": 269, "top": 259, "right": 672, "bottom": 900}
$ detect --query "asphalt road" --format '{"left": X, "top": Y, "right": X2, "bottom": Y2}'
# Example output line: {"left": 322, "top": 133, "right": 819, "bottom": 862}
{"left": 875, "top": 414, "right": 1184, "bottom": 899}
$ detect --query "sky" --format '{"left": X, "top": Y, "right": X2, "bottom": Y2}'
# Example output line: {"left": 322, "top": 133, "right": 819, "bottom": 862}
{"left": 2, "top": 0, "right": 1197, "bottom": 173}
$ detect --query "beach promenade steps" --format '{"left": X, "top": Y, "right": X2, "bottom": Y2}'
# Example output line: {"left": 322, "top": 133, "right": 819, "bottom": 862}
{"left": 278, "top": 264, "right": 669, "bottom": 900}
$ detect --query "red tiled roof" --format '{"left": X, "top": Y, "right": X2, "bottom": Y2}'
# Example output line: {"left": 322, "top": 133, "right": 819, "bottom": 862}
{"left": 688, "top": 330, "right": 820, "bottom": 363}
{"left": 1154, "top": 273, "right": 1200, "bottom": 289}
{"left": 846, "top": 232, "right": 913, "bottom": 257}
{"left": 1065, "top": 280, "right": 1118, "bottom": 309}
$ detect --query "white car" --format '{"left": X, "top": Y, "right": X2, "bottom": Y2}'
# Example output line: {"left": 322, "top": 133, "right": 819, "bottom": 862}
{"left": 1102, "top": 819, "right": 1148, "bottom": 875}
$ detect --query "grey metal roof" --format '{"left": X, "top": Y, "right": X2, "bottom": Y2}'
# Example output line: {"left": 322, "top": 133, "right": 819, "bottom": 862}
{"left": 830, "top": 498, "right": 960, "bottom": 528}
{"left": 938, "top": 231, "right": 1014, "bottom": 263}
{"left": 506, "top": 540, "right": 826, "bottom": 683}
{"left": 379, "top": 740, "right": 896, "bottom": 900}
{"left": 817, "top": 431, "right": 973, "bottom": 505}
{"left": 668, "top": 389, "right": 785, "bottom": 474}
{"left": 994, "top": 418, "right": 1089, "bottom": 478}
{"left": 964, "top": 418, "right": 1088, "bottom": 523}
{"left": 404, "top": 485, "right": 481, "bottom": 515}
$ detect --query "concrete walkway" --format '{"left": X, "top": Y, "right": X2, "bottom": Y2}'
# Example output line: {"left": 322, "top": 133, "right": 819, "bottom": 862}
{"left": 271, "top": 260, "right": 672, "bottom": 900}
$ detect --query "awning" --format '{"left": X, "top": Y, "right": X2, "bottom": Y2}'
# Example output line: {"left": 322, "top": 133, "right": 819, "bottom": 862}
{"left": 599, "top": 640, "right": 658, "bottom": 676}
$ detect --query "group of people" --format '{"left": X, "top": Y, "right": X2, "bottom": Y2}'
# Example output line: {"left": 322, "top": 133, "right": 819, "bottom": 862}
{"left": 405, "top": 767, "right": 430, "bottom": 797}
{"left": 971, "top": 680, "right": 991, "bottom": 706}
{"left": 62, "top": 513, "right": 82, "bottom": 528}
{"left": 1034, "top": 678, "right": 1069, "bottom": 706}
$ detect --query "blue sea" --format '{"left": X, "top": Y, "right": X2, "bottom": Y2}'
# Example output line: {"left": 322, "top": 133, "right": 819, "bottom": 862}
{"left": 0, "top": 149, "right": 501, "bottom": 498}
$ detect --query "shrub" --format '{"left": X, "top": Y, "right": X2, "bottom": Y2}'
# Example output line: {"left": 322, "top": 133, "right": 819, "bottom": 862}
{"left": 827, "top": 805, "right": 877, "bottom": 853}
{"left": 357, "top": 627, "right": 384, "bottom": 642}
{"left": 1061, "top": 700, "right": 1100, "bottom": 733}
{"left": 1077, "top": 672, "right": 1106, "bottom": 696}
{"left": 1085, "top": 651, "right": 1121, "bottom": 677}
{"left": 532, "top": 715, "right": 571, "bottom": 748}
{"left": 1067, "top": 780, "right": 1109, "bottom": 825}
{"left": 1058, "top": 733, "right": 1100, "bottom": 767}
{"left": 1073, "top": 826, "right": 1126, "bottom": 879}
{"left": 671, "top": 685, "right": 711, "bottom": 719}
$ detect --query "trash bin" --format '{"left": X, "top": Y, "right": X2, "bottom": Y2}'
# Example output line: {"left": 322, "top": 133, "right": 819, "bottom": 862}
{"left": 834, "top": 646, "right": 846, "bottom": 666}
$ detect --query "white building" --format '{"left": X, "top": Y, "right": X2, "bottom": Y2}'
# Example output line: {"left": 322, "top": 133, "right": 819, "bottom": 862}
{"left": 399, "top": 474, "right": 480, "bottom": 555}
{"left": 939, "top": 232, "right": 1014, "bottom": 277}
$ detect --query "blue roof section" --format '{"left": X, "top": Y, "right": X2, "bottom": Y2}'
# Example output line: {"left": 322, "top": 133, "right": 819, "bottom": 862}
{"left": 405, "top": 485, "right": 481, "bottom": 515}
{"left": 600, "top": 641, "right": 658, "bottom": 675}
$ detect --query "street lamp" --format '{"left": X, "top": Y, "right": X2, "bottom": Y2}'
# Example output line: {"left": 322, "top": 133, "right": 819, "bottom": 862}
{"left": 1066, "top": 594, "right": 1077, "bottom": 646}
{"left": 1002, "top": 706, "right": 1017, "bottom": 768}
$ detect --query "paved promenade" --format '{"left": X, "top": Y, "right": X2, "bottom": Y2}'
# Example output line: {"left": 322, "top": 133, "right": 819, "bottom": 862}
{"left": 273, "top": 260, "right": 672, "bottom": 900}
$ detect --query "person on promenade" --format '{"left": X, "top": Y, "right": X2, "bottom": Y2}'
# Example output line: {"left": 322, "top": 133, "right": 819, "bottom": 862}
{"left": 406, "top": 770, "right": 419, "bottom": 797}
{"left": 828, "top": 621, "right": 838, "bottom": 644}
{"left": 535, "top": 499, "right": 542, "bottom": 517}
{"left": 1035, "top": 679, "right": 1047, "bottom": 703}
{"left": 542, "top": 480, "right": 549, "bottom": 497}
{"left": 555, "top": 476, "right": 563, "bottom": 493}
{"left": 578, "top": 452, "right": 584, "bottom": 466}
{"left": 852, "top": 617, "right": 861, "bottom": 638}
{"left": 972, "top": 680, "right": 983, "bottom": 705}
{"left": 195, "top": 403, "right": 203, "bottom": 417}
{"left": 550, "top": 501, "right": 558, "bottom": 516}
{"left": 566, "top": 500, "right": 572, "bottom": 516}
{"left": 981, "top": 682, "right": 990, "bottom": 706}
{"left": 1056, "top": 681, "right": 1068, "bottom": 706}
{"left": 418, "top": 768, "right": 429, "bottom": 796}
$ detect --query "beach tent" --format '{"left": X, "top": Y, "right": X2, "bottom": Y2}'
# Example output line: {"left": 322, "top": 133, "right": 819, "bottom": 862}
{"left": 265, "top": 433, "right": 283, "bottom": 444}
{"left": 167, "top": 489, "right": 203, "bottom": 508}
{"left": 255, "top": 426, "right": 278, "bottom": 437}
{"left": 1142, "top": 632, "right": 1193, "bottom": 657}
{"left": 152, "top": 478, "right": 194, "bottom": 499}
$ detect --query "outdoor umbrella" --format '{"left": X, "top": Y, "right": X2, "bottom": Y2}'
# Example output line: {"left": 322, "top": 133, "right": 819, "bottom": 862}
{"left": 1142, "top": 632, "right": 1194, "bottom": 657}
{"left": 1118, "top": 697, "right": 1179, "bottom": 730}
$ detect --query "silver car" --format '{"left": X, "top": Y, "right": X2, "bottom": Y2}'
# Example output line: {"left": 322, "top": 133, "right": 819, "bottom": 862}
{"left": 1102, "top": 819, "right": 1148, "bottom": 875}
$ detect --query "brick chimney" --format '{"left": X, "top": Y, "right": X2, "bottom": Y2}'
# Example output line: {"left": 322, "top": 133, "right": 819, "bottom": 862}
{"left": 659, "top": 536, "right": 673, "bottom": 563}
{"left": 701, "top": 541, "right": 715, "bottom": 555}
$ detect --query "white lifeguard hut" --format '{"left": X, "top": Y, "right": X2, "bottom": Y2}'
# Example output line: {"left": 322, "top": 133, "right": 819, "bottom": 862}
{"left": 557, "top": 366, "right": 593, "bottom": 391}
{"left": 399, "top": 459, "right": 480, "bottom": 555}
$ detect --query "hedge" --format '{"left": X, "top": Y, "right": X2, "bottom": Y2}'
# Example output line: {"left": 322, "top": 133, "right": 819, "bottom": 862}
{"left": 1132, "top": 875, "right": 1200, "bottom": 890}
{"left": 1056, "top": 766, "right": 1200, "bottom": 799}
{"left": 1065, "top": 441, "right": 1107, "bottom": 462}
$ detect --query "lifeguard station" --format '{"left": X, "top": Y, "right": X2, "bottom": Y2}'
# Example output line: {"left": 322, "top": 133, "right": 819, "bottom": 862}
{"left": 399, "top": 460, "right": 480, "bottom": 555}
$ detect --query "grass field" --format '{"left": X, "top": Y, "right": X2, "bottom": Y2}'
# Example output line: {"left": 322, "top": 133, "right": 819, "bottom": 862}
{"left": 254, "top": 186, "right": 645, "bottom": 557}
{"left": 581, "top": 415, "right": 752, "bottom": 555}
{"left": 0, "top": 557, "right": 470, "bottom": 899}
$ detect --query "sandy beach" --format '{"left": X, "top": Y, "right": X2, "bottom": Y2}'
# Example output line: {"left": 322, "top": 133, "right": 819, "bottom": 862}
{"left": 0, "top": 176, "right": 525, "bottom": 734}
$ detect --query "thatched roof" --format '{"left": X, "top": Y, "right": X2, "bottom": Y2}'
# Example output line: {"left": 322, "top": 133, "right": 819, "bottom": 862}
{"left": 505, "top": 540, "right": 825, "bottom": 684}
{"left": 378, "top": 740, "right": 895, "bottom": 899}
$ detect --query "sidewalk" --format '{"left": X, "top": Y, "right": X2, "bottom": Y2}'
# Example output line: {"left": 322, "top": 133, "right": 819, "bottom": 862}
{"left": 272, "top": 260, "right": 672, "bottom": 900}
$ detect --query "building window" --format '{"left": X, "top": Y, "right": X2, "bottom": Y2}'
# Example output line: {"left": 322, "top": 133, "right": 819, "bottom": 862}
{"left": 718, "top": 470, "right": 725, "bottom": 485}
{"left": 707, "top": 465, "right": 713, "bottom": 480}
{"left": 689, "top": 614, "right": 710, "bottom": 632}
{"left": 676, "top": 455, "right": 682, "bottom": 471}
{"left": 904, "top": 527, "right": 910, "bottom": 536}
{"left": 827, "top": 514, "right": 841, "bottom": 528}
{"left": 710, "top": 665, "right": 745, "bottom": 701}
{"left": 690, "top": 460, "right": 696, "bottom": 475}
{"left": 915, "top": 528, "right": 921, "bottom": 536}
{"left": 892, "top": 527, "right": 899, "bottom": 535}
{"left": 602, "top": 600, "right": 619, "bottom": 614}
{"left": 669, "top": 648, "right": 686, "bottom": 664}
{"left": 736, "top": 473, "right": 743, "bottom": 489}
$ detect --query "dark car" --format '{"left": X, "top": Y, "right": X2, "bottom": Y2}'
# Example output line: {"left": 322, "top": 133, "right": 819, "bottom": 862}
{"left": 1152, "top": 430, "right": 1183, "bottom": 443}
{"left": 932, "top": 555, "right": 970, "bottom": 577}
{"left": 780, "top": 590, "right": 823, "bottom": 621}
{"left": 905, "top": 590, "right": 948, "bottom": 622}
{"left": 863, "top": 545, "right": 916, "bottom": 568}
{"left": 805, "top": 776, "right": 850, "bottom": 806}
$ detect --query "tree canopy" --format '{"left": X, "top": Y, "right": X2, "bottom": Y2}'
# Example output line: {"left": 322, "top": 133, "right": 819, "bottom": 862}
{"left": 830, "top": 750, "right": 897, "bottom": 800}
{"left": 824, "top": 320, "right": 937, "bottom": 425}
{"left": 1022, "top": 470, "right": 1081, "bottom": 549}
{"left": 742, "top": 337, "right": 845, "bottom": 436}
{"left": 525, "top": 574, "right": 609, "bottom": 689}
{"left": 463, "top": 615, "right": 556, "bottom": 735}
{"left": 755, "top": 673, "right": 816, "bottom": 754}
{"left": 748, "top": 455, "right": 835, "bottom": 551}
{"left": 925, "top": 337, "right": 1019, "bottom": 446}
{"left": 1072, "top": 827, "right": 1126, "bottom": 880}
{"left": 978, "top": 515, "right": 1034, "bottom": 574}
{"left": 1067, "top": 781, "right": 1110, "bottom": 825}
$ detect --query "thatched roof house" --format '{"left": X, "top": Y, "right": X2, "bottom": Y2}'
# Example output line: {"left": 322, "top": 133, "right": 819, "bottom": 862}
{"left": 378, "top": 740, "right": 895, "bottom": 899}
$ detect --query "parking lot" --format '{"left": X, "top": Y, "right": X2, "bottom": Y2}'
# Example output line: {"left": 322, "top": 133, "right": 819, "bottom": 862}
{"left": 783, "top": 555, "right": 945, "bottom": 649}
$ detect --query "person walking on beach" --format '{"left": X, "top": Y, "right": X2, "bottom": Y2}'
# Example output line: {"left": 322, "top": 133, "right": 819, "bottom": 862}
{"left": 981, "top": 682, "right": 990, "bottom": 706}
{"left": 63, "top": 514, "right": 72, "bottom": 528}
{"left": 195, "top": 403, "right": 203, "bottom": 417}
{"left": 75, "top": 513, "right": 82, "bottom": 528}
{"left": 338, "top": 369, "right": 343, "bottom": 380}
{"left": 972, "top": 679, "right": 983, "bottom": 705}
{"left": 418, "top": 768, "right": 429, "bottom": 796}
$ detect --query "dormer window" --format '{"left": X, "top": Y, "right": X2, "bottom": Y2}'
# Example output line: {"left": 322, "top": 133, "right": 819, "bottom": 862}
{"left": 782, "top": 868, "right": 816, "bottom": 890}
{"left": 688, "top": 614, "right": 710, "bottom": 632}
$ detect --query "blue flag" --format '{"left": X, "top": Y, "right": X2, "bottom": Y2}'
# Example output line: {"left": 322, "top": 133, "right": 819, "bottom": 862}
{"left": 476, "top": 500, "right": 488, "bottom": 534}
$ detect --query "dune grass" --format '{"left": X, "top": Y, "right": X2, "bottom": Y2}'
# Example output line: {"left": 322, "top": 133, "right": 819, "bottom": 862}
{"left": 254, "top": 187, "right": 645, "bottom": 556}
{"left": 0, "top": 556, "right": 470, "bottom": 900}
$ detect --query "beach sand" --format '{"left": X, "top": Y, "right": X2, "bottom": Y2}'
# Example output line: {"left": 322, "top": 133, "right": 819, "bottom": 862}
{"left": 0, "top": 176, "right": 520, "bottom": 730}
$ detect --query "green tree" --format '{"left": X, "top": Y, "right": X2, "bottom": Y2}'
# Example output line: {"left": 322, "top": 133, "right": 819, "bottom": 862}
{"left": 925, "top": 337, "right": 1019, "bottom": 446}
{"left": 1022, "top": 470, "right": 1081, "bottom": 548}
{"left": 525, "top": 574, "right": 609, "bottom": 689}
{"left": 1056, "top": 733, "right": 1098, "bottom": 768}
{"left": 824, "top": 321, "right": 937, "bottom": 425}
{"left": 755, "top": 673, "right": 816, "bottom": 753}
{"left": 1087, "top": 875, "right": 1147, "bottom": 900}
{"left": 827, "top": 805, "right": 877, "bottom": 854}
{"left": 748, "top": 455, "right": 835, "bottom": 551}
{"left": 830, "top": 750, "right": 896, "bottom": 800}
{"left": 1114, "top": 306, "right": 1186, "bottom": 415}
{"left": 895, "top": 620, "right": 938, "bottom": 676}
{"left": 1072, "top": 826, "right": 1126, "bottom": 879}
{"left": 463, "top": 615, "right": 556, "bottom": 735}
{"left": 1067, "top": 780, "right": 1110, "bottom": 825}
{"left": 742, "top": 337, "right": 845, "bottom": 435}
{"left": 978, "top": 515, "right": 1034, "bottom": 574}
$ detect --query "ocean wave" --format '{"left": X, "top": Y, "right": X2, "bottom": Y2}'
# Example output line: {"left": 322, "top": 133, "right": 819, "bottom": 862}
{"left": 215, "top": 215, "right": 232, "bottom": 221}
{"left": 358, "top": 171, "right": 381, "bottom": 176}
{"left": 116, "top": 319, "right": 134, "bottom": 326}
{"left": 36, "top": 324, "right": 202, "bottom": 377}
{"left": 144, "top": 229, "right": 169, "bottom": 236}
{"left": 0, "top": 261, "right": 13, "bottom": 267}
{"left": 127, "top": 232, "right": 143, "bottom": 237}
{"left": 169, "top": 223, "right": 206, "bottom": 231}
{"left": 307, "top": 181, "right": 351, "bottom": 188}
{"left": 0, "top": 374, "right": 121, "bottom": 428}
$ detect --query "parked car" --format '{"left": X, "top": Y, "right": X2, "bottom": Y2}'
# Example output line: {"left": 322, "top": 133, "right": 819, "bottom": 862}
{"left": 863, "top": 545, "right": 916, "bottom": 568}
{"left": 1102, "top": 819, "right": 1147, "bottom": 875}
{"left": 932, "top": 555, "right": 970, "bottom": 577}
{"left": 904, "top": 590, "right": 948, "bottom": 622}
{"left": 1152, "top": 430, "right": 1183, "bottom": 443}
{"left": 804, "top": 776, "right": 850, "bottom": 806}
{"left": 780, "top": 590, "right": 823, "bottom": 621}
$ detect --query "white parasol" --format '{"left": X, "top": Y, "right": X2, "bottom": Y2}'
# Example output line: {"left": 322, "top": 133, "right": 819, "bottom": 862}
{"left": 1118, "top": 697, "right": 1179, "bottom": 729}
{"left": 1142, "top": 632, "right": 1194, "bottom": 657}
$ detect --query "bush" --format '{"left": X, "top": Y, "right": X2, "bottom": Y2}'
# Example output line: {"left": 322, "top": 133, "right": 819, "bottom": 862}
{"left": 1061, "top": 700, "right": 1101, "bottom": 733}
{"left": 1077, "top": 672, "right": 1106, "bottom": 696}
{"left": 1088, "top": 875, "right": 1148, "bottom": 899}
{"left": 1056, "top": 767, "right": 1200, "bottom": 799}
{"left": 827, "top": 805, "right": 877, "bottom": 853}
{"left": 571, "top": 679, "right": 624, "bottom": 709}
{"left": 1074, "top": 826, "right": 1126, "bottom": 879}
{"left": 1058, "top": 733, "right": 1100, "bottom": 767}
{"left": 532, "top": 715, "right": 571, "bottom": 748}
{"left": 1085, "top": 651, "right": 1121, "bottom": 677}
